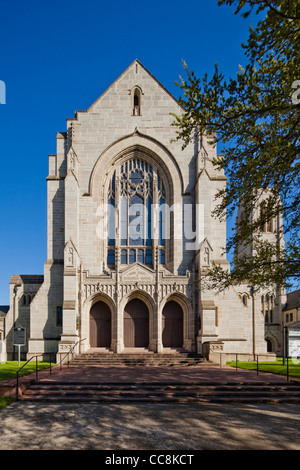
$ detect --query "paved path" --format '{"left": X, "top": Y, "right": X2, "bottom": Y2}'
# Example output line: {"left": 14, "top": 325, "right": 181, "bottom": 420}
{"left": 1, "top": 400, "right": 300, "bottom": 451}
{"left": 0, "top": 365, "right": 299, "bottom": 451}
{"left": 21, "top": 363, "right": 297, "bottom": 384}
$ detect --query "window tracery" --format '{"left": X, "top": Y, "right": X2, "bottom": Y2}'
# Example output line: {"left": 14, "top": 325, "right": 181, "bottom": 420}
{"left": 259, "top": 200, "right": 275, "bottom": 233}
{"left": 107, "top": 157, "right": 166, "bottom": 267}
{"left": 261, "top": 294, "right": 274, "bottom": 323}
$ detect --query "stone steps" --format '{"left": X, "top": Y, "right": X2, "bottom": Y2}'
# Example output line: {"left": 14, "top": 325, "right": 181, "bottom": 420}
{"left": 17, "top": 352, "right": 300, "bottom": 404}
{"left": 20, "top": 381, "right": 300, "bottom": 403}
{"left": 69, "top": 352, "right": 206, "bottom": 367}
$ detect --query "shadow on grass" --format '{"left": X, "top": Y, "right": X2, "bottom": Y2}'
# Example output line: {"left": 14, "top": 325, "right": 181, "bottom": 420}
{"left": 0, "top": 361, "right": 51, "bottom": 381}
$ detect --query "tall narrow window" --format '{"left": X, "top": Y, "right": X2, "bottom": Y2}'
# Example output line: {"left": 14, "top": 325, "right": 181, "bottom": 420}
{"left": 121, "top": 159, "right": 152, "bottom": 253}
{"left": 260, "top": 200, "right": 274, "bottom": 233}
{"left": 133, "top": 89, "right": 141, "bottom": 116}
{"left": 260, "top": 201, "right": 267, "bottom": 232}
{"left": 263, "top": 294, "right": 274, "bottom": 324}
{"left": 57, "top": 306, "right": 63, "bottom": 327}
{"left": 107, "top": 173, "right": 115, "bottom": 247}
{"left": 158, "top": 174, "right": 166, "bottom": 264}
{"left": 267, "top": 218, "right": 273, "bottom": 233}
{"left": 121, "top": 249, "right": 127, "bottom": 265}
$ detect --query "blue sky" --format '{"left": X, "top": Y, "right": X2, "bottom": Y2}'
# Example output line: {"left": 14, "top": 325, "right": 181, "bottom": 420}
{"left": 0, "top": 0, "right": 260, "bottom": 305}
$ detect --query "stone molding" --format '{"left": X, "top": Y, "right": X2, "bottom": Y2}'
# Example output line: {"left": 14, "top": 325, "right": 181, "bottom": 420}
{"left": 82, "top": 265, "right": 193, "bottom": 305}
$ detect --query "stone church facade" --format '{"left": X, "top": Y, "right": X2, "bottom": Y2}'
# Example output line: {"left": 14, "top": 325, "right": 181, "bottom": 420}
{"left": 5, "top": 60, "right": 285, "bottom": 362}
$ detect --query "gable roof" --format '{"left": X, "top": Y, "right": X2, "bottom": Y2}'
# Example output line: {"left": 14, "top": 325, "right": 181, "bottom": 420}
{"left": 283, "top": 289, "right": 300, "bottom": 311}
{"left": 0, "top": 306, "right": 9, "bottom": 317}
{"left": 87, "top": 59, "right": 184, "bottom": 113}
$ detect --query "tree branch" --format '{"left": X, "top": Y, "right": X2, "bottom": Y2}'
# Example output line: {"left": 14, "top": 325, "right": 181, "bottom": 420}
{"left": 263, "top": 0, "right": 300, "bottom": 20}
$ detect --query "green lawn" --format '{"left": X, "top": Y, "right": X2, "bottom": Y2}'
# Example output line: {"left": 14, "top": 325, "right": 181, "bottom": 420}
{"left": 0, "top": 361, "right": 52, "bottom": 409}
{"left": 0, "top": 396, "right": 15, "bottom": 409}
{"left": 0, "top": 361, "right": 52, "bottom": 381}
{"left": 227, "top": 357, "right": 300, "bottom": 379}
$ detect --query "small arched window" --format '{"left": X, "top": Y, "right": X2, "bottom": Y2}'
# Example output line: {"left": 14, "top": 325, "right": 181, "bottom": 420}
{"left": 133, "top": 88, "right": 141, "bottom": 116}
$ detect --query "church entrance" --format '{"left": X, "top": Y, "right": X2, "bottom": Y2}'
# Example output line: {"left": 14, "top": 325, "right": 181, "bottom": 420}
{"left": 162, "top": 300, "right": 183, "bottom": 348}
{"left": 90, "top": 301, "right": 111, "bottom": 348}
{"left": 124, "top": 298, "right": 149, "bottom": 348}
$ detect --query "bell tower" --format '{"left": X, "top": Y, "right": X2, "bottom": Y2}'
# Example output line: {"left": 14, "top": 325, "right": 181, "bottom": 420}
{"left": 235, "top": 189, "right": 286, "bottom": 355}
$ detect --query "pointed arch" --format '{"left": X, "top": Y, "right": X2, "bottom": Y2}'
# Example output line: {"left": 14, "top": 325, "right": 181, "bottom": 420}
{"left": 87, "top": 131, "right": 184, "bottom": 274}
{"left": 87, "top": 130, "right": 184, "bottom": 198}
{"left": 159, "top": 292, "right": 193, "bottom": 350}
{"left": 130, "top": 86, "right": 143, "bottom": 116}
{"left": 123, "top": 298, "right": 149, "bottom": 348}
{"left": 162, "top": 300, "right": 183, "bottom": 348}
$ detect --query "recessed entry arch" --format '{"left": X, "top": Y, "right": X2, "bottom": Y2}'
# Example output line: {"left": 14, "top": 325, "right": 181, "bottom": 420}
{"left": 159, "top": 293, "right": 193, "bottom": 350}
{"left": 162, "top": 299, "right": 184, "bottom": 348}
{"left": 120, "top": 289, "right": 154, "bottom": 349}
{"left": 84, "top": 292, "right": 116, "bottom": 350}
{"left": 89, "top": 300, "right": 112, "bottom": 348}
{"left": 123, "top": 298, "right": 149, "bottom": 348}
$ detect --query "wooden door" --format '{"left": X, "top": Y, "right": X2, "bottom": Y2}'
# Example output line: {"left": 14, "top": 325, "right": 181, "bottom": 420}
{"left": 162, "top": 300, "right": 183, "bottom": 348}
{"left": 124, "top": 299, "right": 149, "bottom": 347}
{"left": 90, "top": 301, "right": 111, "bottom": 347}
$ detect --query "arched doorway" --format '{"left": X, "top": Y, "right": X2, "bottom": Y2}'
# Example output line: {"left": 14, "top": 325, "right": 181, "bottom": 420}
{"left": 162, "top": 300, "right": 183, "bottom": 348}
{"left": 90, "top": 301, "right": 111, "bottom": 348}
{"left": 124, "top": 298, "right": 149, "bottom": 348}
{"left": 266, "top": 338, "right": 273, "bottom": 352}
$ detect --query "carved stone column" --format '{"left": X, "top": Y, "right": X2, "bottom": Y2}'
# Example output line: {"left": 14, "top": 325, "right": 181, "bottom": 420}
{"left": 114, "top": 248, "right": 123, "bottom": 353}
{"left": 155, "top": 248, "right": 163, "bottom": 352}
{"left": 152, "top": 168, "right": 158, "bottom": 271}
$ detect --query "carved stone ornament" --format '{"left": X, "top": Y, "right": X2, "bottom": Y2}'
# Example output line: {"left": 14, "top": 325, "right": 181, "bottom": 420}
{"left": 210, "top": 342, "right": 224, "bottom": 352}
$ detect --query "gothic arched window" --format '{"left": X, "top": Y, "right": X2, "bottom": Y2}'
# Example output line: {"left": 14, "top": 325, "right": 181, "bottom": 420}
{"left": 107, "top": 157, "right": 166, "bottom": 267}
{"left": 259, "top": 200, "right": 274, "bottom": 233}
{"left": 133, "top": 88, "right": 141, "bottom": 116}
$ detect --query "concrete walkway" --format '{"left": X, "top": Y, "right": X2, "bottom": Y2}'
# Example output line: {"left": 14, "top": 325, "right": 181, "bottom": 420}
{"left": 0, "top": 364, "right": 300, "bottom": 451}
